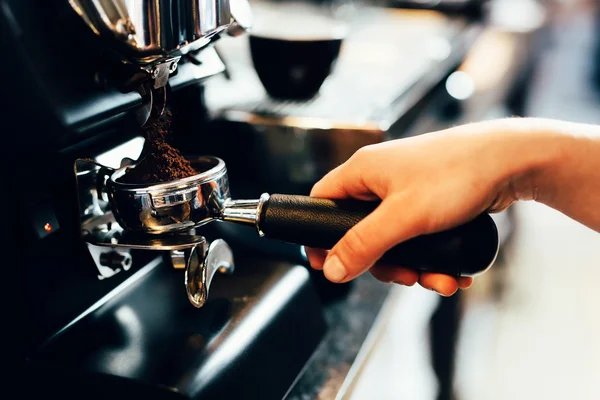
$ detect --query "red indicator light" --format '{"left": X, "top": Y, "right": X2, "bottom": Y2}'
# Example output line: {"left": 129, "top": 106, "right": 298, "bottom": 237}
{"left": 44, "top": 223, "right": 52, "bottom": 232}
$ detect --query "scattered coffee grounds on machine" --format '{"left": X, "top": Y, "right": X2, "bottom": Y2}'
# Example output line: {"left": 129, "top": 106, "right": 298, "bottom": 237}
{"left": 120, "top": 111, "right": 198, "bottom": 184}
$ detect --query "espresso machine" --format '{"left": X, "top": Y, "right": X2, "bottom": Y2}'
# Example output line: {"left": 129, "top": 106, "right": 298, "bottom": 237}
{"left": 3, "top": 1, "right": 328, "bottom": 398}
{"left": 3, "top": 1, "right": 503, "bottom": 398}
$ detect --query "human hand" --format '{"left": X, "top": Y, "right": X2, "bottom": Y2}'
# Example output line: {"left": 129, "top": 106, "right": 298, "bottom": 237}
{"left": 306, "top": 119, "right": 558, "bottom": 296}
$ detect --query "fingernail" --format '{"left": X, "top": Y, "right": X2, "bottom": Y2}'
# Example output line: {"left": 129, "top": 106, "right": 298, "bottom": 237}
{"left": 323, "top": 255, "right": 347, "bottom": 283}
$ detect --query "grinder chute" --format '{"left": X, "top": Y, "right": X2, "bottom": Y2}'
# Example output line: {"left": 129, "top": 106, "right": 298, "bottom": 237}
{"left": 68, "top": 0, "right": 252, "bottom": 124}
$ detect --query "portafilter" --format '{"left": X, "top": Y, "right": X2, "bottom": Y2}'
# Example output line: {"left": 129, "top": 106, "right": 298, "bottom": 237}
{"left": 106, "top": 156, "right": 499, "bottom": 278}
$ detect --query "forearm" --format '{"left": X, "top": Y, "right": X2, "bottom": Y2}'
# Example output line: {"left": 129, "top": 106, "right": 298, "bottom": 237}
{"left": 503, "top": 118, "right": 600, "bottom": 232}
{"left": 532, "top": 120, "right": 600, "bottom": 232}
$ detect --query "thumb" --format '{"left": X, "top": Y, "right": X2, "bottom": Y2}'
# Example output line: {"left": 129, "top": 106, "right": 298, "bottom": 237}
{"left": 322, "top": 197, "right": 425, "bottom": 283}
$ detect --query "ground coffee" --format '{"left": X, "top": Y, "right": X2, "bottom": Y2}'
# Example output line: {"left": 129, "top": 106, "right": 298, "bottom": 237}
{"left": 120, "top": 111, "right": 197, "bottom": 184}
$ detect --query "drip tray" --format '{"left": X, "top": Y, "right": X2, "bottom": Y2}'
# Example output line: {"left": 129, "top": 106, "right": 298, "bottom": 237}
{"left": 27, "top": 258, "right": 327, "bottom": 400}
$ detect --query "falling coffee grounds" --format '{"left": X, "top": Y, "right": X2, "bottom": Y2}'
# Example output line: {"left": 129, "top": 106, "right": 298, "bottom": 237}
{"left": 120, "top": 111, "right": 197, "bottom": 184}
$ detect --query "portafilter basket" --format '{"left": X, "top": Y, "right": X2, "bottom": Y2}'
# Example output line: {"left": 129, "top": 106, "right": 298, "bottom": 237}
{"left": 75, "top": 156, "right": 235, "bottom": 309}
{"left": 107, "top": 156, "right": 500, "bottom": 278}
{"left": 107, "top": 156, "right": 230, "bottom": 235}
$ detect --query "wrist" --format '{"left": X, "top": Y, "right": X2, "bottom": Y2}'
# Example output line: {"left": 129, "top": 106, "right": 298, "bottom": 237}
{"left": 500, "top": 118, "right": 600, "bottom": 205}
{"left": 486, "top": 118, "right": 574, "bottom": 203}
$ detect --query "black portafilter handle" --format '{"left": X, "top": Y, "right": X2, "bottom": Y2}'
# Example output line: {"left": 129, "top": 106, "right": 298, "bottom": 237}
{"left": 258, "top": 194, "right": 499, "bottom": 277}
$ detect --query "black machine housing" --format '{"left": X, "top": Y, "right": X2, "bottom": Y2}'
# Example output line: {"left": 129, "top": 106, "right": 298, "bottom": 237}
{"left": 2, "top": 1, "right": 327, "bottom": 398}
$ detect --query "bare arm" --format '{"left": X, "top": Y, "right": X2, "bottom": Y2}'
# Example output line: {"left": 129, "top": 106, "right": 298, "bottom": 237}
{"left": 306, "top": 118, "right": 600, "bottom": 295}
{"left": 529, "top": 119, "right": 600, "bottom": 232}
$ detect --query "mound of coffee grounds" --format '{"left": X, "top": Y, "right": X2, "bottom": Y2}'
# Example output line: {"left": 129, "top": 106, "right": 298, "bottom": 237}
{"left": 120, "top": 111, "right": 197, "bottom": 184}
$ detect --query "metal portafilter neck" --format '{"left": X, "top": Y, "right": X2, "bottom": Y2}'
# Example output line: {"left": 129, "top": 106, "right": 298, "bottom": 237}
{"left": 220, "top": 193, "right": 272, "bottom": 236}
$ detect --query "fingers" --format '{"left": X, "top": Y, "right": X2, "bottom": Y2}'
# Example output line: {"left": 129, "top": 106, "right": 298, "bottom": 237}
{"left": 369, "top": 267, "right": 474, "bottom": 296}
{"left": 305, "top": 247, "right": 327, "bottom": 270}
{"left": 417, "top": 274, "right": 473, "bottom": 296}
{"left": 310, "top": 165, "right": 349, "bottom": 199}
{"left": 369, "top": 265, "right": 419, "bottom": 286}
{"left": 458, "top": 277, "right": 474, "bottom": 290}
{"left": 310, "top": 152, "right": 382, "bottom": 201}
{"left": 316, "top": 246, "right": 475, "bottom": 297}
{"left": 418, "top": 273, "right": 461, "bottom": 296}
{"left": 322, "top": 198, "right": 424, "bottom": 283}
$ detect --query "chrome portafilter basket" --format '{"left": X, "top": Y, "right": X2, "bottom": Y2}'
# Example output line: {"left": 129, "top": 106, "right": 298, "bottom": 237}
{"left": 75, "top": 155, "right": 501, "bottom": 308}
{"left": 74, "top": 157, "right": 237, "bottom": 308}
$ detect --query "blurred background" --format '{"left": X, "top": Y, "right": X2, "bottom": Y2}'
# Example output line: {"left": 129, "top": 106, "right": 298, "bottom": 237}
{"left": 205, "top": 0, "right": 600, "bottom": 399}
{"left": 332, "top": 1, "right": 600, "bottom": 400}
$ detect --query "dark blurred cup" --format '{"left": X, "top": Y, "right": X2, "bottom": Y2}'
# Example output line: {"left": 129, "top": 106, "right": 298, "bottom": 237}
{"left": 249, "top": 2, "right": 349, "bottom": 100}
